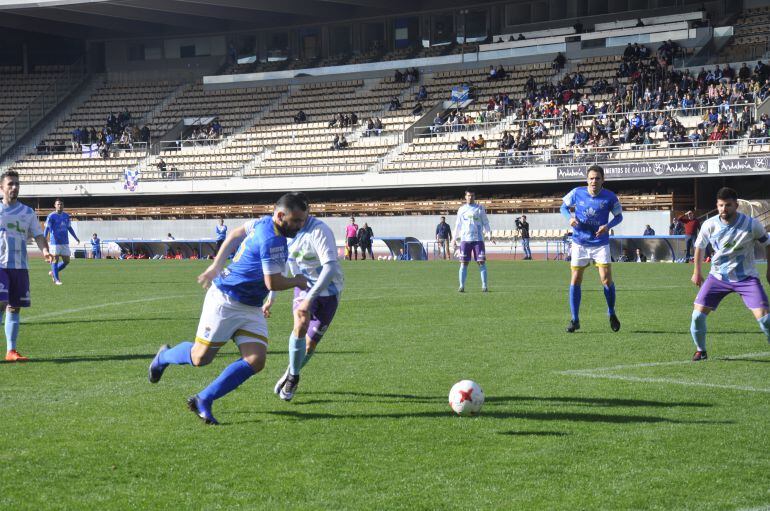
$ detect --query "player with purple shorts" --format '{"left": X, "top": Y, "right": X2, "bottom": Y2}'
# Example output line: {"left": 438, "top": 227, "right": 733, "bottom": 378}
{"left": 0, "top": 171, "right": 54, "bottom": 362}
{"left": 265, "top": 205, "right": 344, "bottom": 401}
{"left": 690, "top": 187, "right": 770, "bottom": 361}
{"left": 453, "top": 190, "right": 492, "bottom": 292}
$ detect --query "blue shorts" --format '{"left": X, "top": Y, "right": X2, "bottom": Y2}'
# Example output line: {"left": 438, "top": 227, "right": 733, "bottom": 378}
{"left": 0, "top": 269, "right": 31, "bottom": 307}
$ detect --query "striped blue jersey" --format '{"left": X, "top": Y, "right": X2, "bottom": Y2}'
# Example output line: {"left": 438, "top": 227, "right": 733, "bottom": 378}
{"left": 562, "top": 187, "right": 622, "bottom": 247}
{"left": 213, "top": 217, "right": 287, "bottom": 306}
{"left": 454, "top": 203, "right": 491, "bottom": 242}
{"left": 0, "top": 201, "right": 44, "bottom": 269}
{"left": 287, "top": 216, "right": 343, "bottom": 297}
{"left": 696, "top": 213, "right": 770, "bottom": 282}
{"left": 45, "top": 211, "right": 75, "bottom": 245}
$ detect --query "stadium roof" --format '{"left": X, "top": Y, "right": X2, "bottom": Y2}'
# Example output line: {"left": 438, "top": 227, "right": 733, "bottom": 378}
{"left": 0, "top": 0, "right": 496, "bottom": 39}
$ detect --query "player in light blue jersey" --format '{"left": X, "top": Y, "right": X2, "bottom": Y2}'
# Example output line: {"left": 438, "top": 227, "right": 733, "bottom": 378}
{"left": 689, "top": 187, "right": 770, "bottom": 361}
{"left": 453, "top": 190, "right": 492, "bottom": 292}
{"left": 44, "top": 199, "right": 80, "bottom": 285}
{"left": 560, "top": 165, "right": 623, "bottom": 333}
{"left": 148, "top": 193, "right": 308, "bottom": 425}
{"left": 264, "top": 206, "right": 344, "bottom": 401}
{"left": 0, "top": 171, "right": 53, "bottom": 362}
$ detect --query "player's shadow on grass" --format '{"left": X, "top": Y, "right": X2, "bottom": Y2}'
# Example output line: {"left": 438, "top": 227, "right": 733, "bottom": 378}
{"left": 632, "top": 329, "right": 761, "bottom": 335}
{"left": 255, "top": 409, "right": 732, "bottom": 425}
{"left": 498, "top": 431, "right": 568, "bottom": 437}
{"left": 722, "top": 357, "right": 770, "bottom": 363}
{"left": 23, "top": 353, "right": 155, "bottom": 364}
{"left": 302, "top": 391, "right": 711, "bottom": 408}
{"left": 23, "top": 317, "right": 198, "bottom": 326}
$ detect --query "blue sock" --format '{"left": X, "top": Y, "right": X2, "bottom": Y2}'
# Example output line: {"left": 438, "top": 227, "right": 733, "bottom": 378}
{"left": 459, "top": 265, "right": 468, "bottom": 287}
{"left": 569, "top": 285, "right": 581, "bottom": 322}
{"left": 758, "top": 314, "right": 770, "bottom": 343}
{"left": 51, "top": 262, "right": 60, "bottom": 281}
{"left": 158, "top": 341, "right": 193, "bottom": 366}
{"left": 480, "top": 264, "right": 488, "bottom": 288}
{"left": 603, "top": 283, "right": 616, "bottom": 315}
{"left": 198, "top": 358, "right": 255, "bottom": 402}
{"left": 289, "top": 333, "right": 306, "bottom": 376}
{"left": 4, "top": 311, "right": 19, "bottom": 352}
{"left": 301, "top": 347, "right": 315, "bottom": 369}
{"left": 690, "top": 310, "right": 708, "bottom": 352}
{"left": 57, "top": 260, "right": 69, "bottom": 273}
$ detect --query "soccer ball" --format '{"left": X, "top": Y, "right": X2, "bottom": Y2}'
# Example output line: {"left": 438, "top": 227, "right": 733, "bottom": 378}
{"left": 448, "top": 380, "right": 484, "bottom": 416}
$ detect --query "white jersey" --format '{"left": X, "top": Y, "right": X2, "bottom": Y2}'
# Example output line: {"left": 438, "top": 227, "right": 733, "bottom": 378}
{"left": 695, "top": 213, "right": 770, "bottom": 282}
{"left": 0, "top": 201, "right": 43, "bottom": 270}
{"left": 287, "top": 216, "right": 344, "bottom": 296}
{"left": 454, "top": 203, "right": 491, "bottom": 242}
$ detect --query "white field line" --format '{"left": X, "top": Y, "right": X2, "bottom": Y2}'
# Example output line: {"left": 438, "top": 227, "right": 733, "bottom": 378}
{"left": 558, "top": 352, "right": 770, "bottom": 393}
{"left": 22, "top": 294, "right": 200, "bottom": 323}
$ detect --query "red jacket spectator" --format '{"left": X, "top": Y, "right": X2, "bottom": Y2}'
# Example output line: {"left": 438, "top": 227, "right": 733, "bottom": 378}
{"left": 677, "top": 213, "right": 700, "bottom": 235}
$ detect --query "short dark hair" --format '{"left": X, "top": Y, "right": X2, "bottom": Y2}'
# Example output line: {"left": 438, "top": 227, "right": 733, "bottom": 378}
{"left": 587, "top": 165, "right": 604, "bottom": 178}
{"left": 716, "top": 187, "right": 738, "bottom": 201}
{"left": 275, "top": 192, "right": 309, "bottom": 212}
{"left": 465, "top": 189, "right": 475, "bottom": 195}
{"left": 1, "top": 170, "right": 19, "bottom": 182}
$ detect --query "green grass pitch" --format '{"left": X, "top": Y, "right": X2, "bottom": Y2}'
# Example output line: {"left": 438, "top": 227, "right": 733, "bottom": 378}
{"left": 1, "top": 259, "right": 769, "bottom": 510}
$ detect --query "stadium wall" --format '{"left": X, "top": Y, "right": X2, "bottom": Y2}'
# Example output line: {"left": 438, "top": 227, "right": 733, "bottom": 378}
{"left": 72, "top": 211, "right": 670, "bottom": 242}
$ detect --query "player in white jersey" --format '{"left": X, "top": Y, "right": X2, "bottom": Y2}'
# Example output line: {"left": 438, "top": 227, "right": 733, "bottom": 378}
{"left": 690, "top": 187, "right": 770, "bottom": 361}
{"left": 264, "top": 210, "right": 344, "bottom": 401}
{"left": 453, "top": 189, "right": 492, "bottom": 292}
{"left": 0, "top": 171, "right": 53, "bottom": 361}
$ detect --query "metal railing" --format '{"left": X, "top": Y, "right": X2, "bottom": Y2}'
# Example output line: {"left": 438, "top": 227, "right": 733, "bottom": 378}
{"left": 0, "top": 57, "right": 88, "bottom": 157}
{"left": 158, "top": 137, "right": 224, "bottom": 152}
{"left": 27, "top": 141, "right": 148, "bottom": 157}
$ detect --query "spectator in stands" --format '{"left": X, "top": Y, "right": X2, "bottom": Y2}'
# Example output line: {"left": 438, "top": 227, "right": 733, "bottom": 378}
{"left": 331, "top": 134, "right": 340, "bottom": 150}
{"left": 457, "top": 137, "right": 470, "bottom": 152}
{"left": 294, "top": 110, "right": 307, "bottom": 123}
{"left": 157, "top": 158, "right": 167, "bottom": 179}
{"left": 634, "top": 248, "right": 647, "bottom": 263}
{"left": 677, "top": 210, "right": 700, "bottom": 262}
{"left": 552, "top": 53, "right": 566, "bottom": 72}
{"left": 388, "top": 96, "right": 401, "bottom": 111}
{"left": 338, "top": 134, "right": 348, "bottom": 149}
{"left": 394, "top": 69, "right": 404, "bottom": 83}
{"left": 643, "top": 225, "right": 655, "bottom": 236}
{"left": 517, "top": 33, "right": 526, "bottom": 41}
{"left": 487, "top": 65, "right": 497, "bottom": 81}
{"left": 350, "top": 112, "right": 358, "bottom": 126}
{"left": 357, "top": 223, "right": 374, "bottom": 260}
{"left": 374, "top": 117, "right": 383, "bottom": 135}
{"left": 416, "top": 85, "right": 428, "bottom": 101}
{"left": 430, "top": 113, "right": 444, "bottom": 134}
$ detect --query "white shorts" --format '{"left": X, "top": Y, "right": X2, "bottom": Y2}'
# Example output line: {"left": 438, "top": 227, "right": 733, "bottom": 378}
{"left": 50, "top": 244, "right": 71, "bottom": 257}
{"left": 195, "top": 285, "right": 269, "bottom": 349}
{"left": 571, "top": 243, "right": 611, "bottom": 269}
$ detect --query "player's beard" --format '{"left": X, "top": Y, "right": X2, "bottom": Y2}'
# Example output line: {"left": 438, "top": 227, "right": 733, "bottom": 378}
{"left": 276, "top": 221, "right": 301, "bottom": 238}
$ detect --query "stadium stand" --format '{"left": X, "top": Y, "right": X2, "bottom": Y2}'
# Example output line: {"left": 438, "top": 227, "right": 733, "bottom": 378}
{"left": 0, "top": 66, "right": 66, "bottom": 128}
{"left": 720, "top": 4, "right": 770, "bottom": 63}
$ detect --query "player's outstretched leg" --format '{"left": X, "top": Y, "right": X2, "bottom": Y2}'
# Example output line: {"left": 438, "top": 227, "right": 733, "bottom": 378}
{"left": 148, "top": 341, "right": 194, "bottom": 382}
{"left": 479, "top": 263, "right": 488, "bottom": 292}
{"left": 56, "top": 257, "right": 70, "bottom": 279}
{"left": 690, "top": 309, "right": 708, "bottom": 361}
{"left": 49, "top": 258, "right": 61, "bottom": 285}
{"left": 279, "top": 333, "right": 306, "bottom": 401}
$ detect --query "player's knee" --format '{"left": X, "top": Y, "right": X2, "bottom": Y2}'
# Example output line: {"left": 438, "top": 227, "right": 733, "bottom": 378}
{"left": 190, "top": 351, "right": 213, "bottom": 367}
{"left": 5, "top": 306, "right": 19, "bottom": 313}
{"left": 242, "top": 353, "right": 265, "bottom": 372}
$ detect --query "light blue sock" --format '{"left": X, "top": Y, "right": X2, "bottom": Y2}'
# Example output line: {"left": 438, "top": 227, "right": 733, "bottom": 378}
{"left": 56, "top": 260, "right": 69, "bottom": 273}
{"left": 758, "top": 314, "right": 770, "bottom": 343}
{"left": 480, "top": 264, "right": 488, "bottom": 288}
{"left": 51, "top": 262, "right": 60, "bottom": 281}
{"left": 603, "top": 283, "right": 616, "bottom": 315}
{"left": 459, "top": 265, "right": 468, "bottom": 287}
{"left": 569, "top": 285, "right": 581, "bottom": 322}
{"left": 289, "top": 333, "right": 306, "bottom": 376}
{"left": 301, "top": 347, "right": 315, "bottom": 369}
{"left": 690, "top": 310, "right": 708, "bottom": 352}
{"left": 5, "top": 311, "right": 19, "bottom": 352}
{"left": 198, "top": 358, "right": 255, "bottom": 402}
{"left": 158, "top": 341, "right": 193, "bottom": 366}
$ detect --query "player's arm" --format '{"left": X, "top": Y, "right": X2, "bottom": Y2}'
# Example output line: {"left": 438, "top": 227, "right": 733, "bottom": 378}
{"left": 597, "top": 200, "right": 623, "bottom": 237}
{"left": 480, "top": 207, "right": 495, "bottom": 243}
{"left": 560, "top": 200, "right": 578, "bottom": 228}
{"left": 34, "top": 234, "right": 53, "bottom": 263}
{"left": 197, "top": 225, "right": 247, "bottom": 288}
{"left": 752, "top": 220, "right": 770, "bottom": 284}
{"left": 453, "top": 212, "right": 462, "bottom": 247}
{"left": 691, "top": 228, "right": 709, "bottom": 286}
{"left": 264, "top": 272, "right": 306, "bottom": 292}
{"left": 67, "top": 225, "right": 80, "bottom": 243}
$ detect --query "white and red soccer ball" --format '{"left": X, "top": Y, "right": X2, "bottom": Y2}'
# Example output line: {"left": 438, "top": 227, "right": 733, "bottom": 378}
{"left": 448, "top": 380, "right": 484, "bottom": 416}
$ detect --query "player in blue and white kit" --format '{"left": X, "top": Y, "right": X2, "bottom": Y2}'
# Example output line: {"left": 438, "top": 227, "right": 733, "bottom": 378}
{"left": 44, "top": 199, "right": 79, "bottom": 285}
{"left": 453, "top": 190, "right": 492, "bottom": 292}
{"left": 90, "top": 233, "right": 101, "bottom": 259}
{"left": 689, "top": 187, "right": 770, "bottom": 361}
{"left": 560, "top": 165, "right": 623, "bottom": 333}
{"left": 0, "top": 171, "right": 53, "bottom": 362}
{"left": 147, "top": 193, "right": 308, "bottom": 425}
{"left": 264, "top": 207, "right": 344, "bottom": 401}
{"left": 215, "top": 218, "right": 227, "bottom": 255}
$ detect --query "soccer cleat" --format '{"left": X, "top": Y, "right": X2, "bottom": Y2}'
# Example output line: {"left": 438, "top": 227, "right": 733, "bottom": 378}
{"left": 279, "top": 374, "right": 300, "bottom": 401}
{"left": 609, "top": 314, "right": 621, "bottom": 332}
{"left": 5, "top": 350, "right": 29, "bottom": 362}
{"left": 458, "top": 286, "right": 465, "bottom": 293}
{"left": 482, "top": 286, "right": 489, "bottom": 292}
{"left": 48, "top": 271, "right": 56, "bottom": 284}
{"left": 148, "top": 344, "right": 170, "bottom": 383}
{"left": 274, "top": 367, "right": 289, "bottom": 396}
{"left": 55, "top": 280, "right": 63, "bottom": 286}
{"left": 692, "top": 350, "right": 708, "bottom": 362}
{"left": 187, "top": 395, "right": 219, "bottom": 425}
{"left": 566, "top": 319, "right": 580, "bottom": 333}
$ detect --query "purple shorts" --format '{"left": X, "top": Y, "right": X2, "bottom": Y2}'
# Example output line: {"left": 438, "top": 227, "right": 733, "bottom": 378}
{"left": 0, "top": 269, "right": 31, "bottom": 308}
{"left": 293, "top": 288, "right": 340, "bottom": 343}
{"left": 694, "top": 275, "right": 769, "bottom": 311}
{"left": 459, "top": 241, "right": 486, "bottom": 263}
